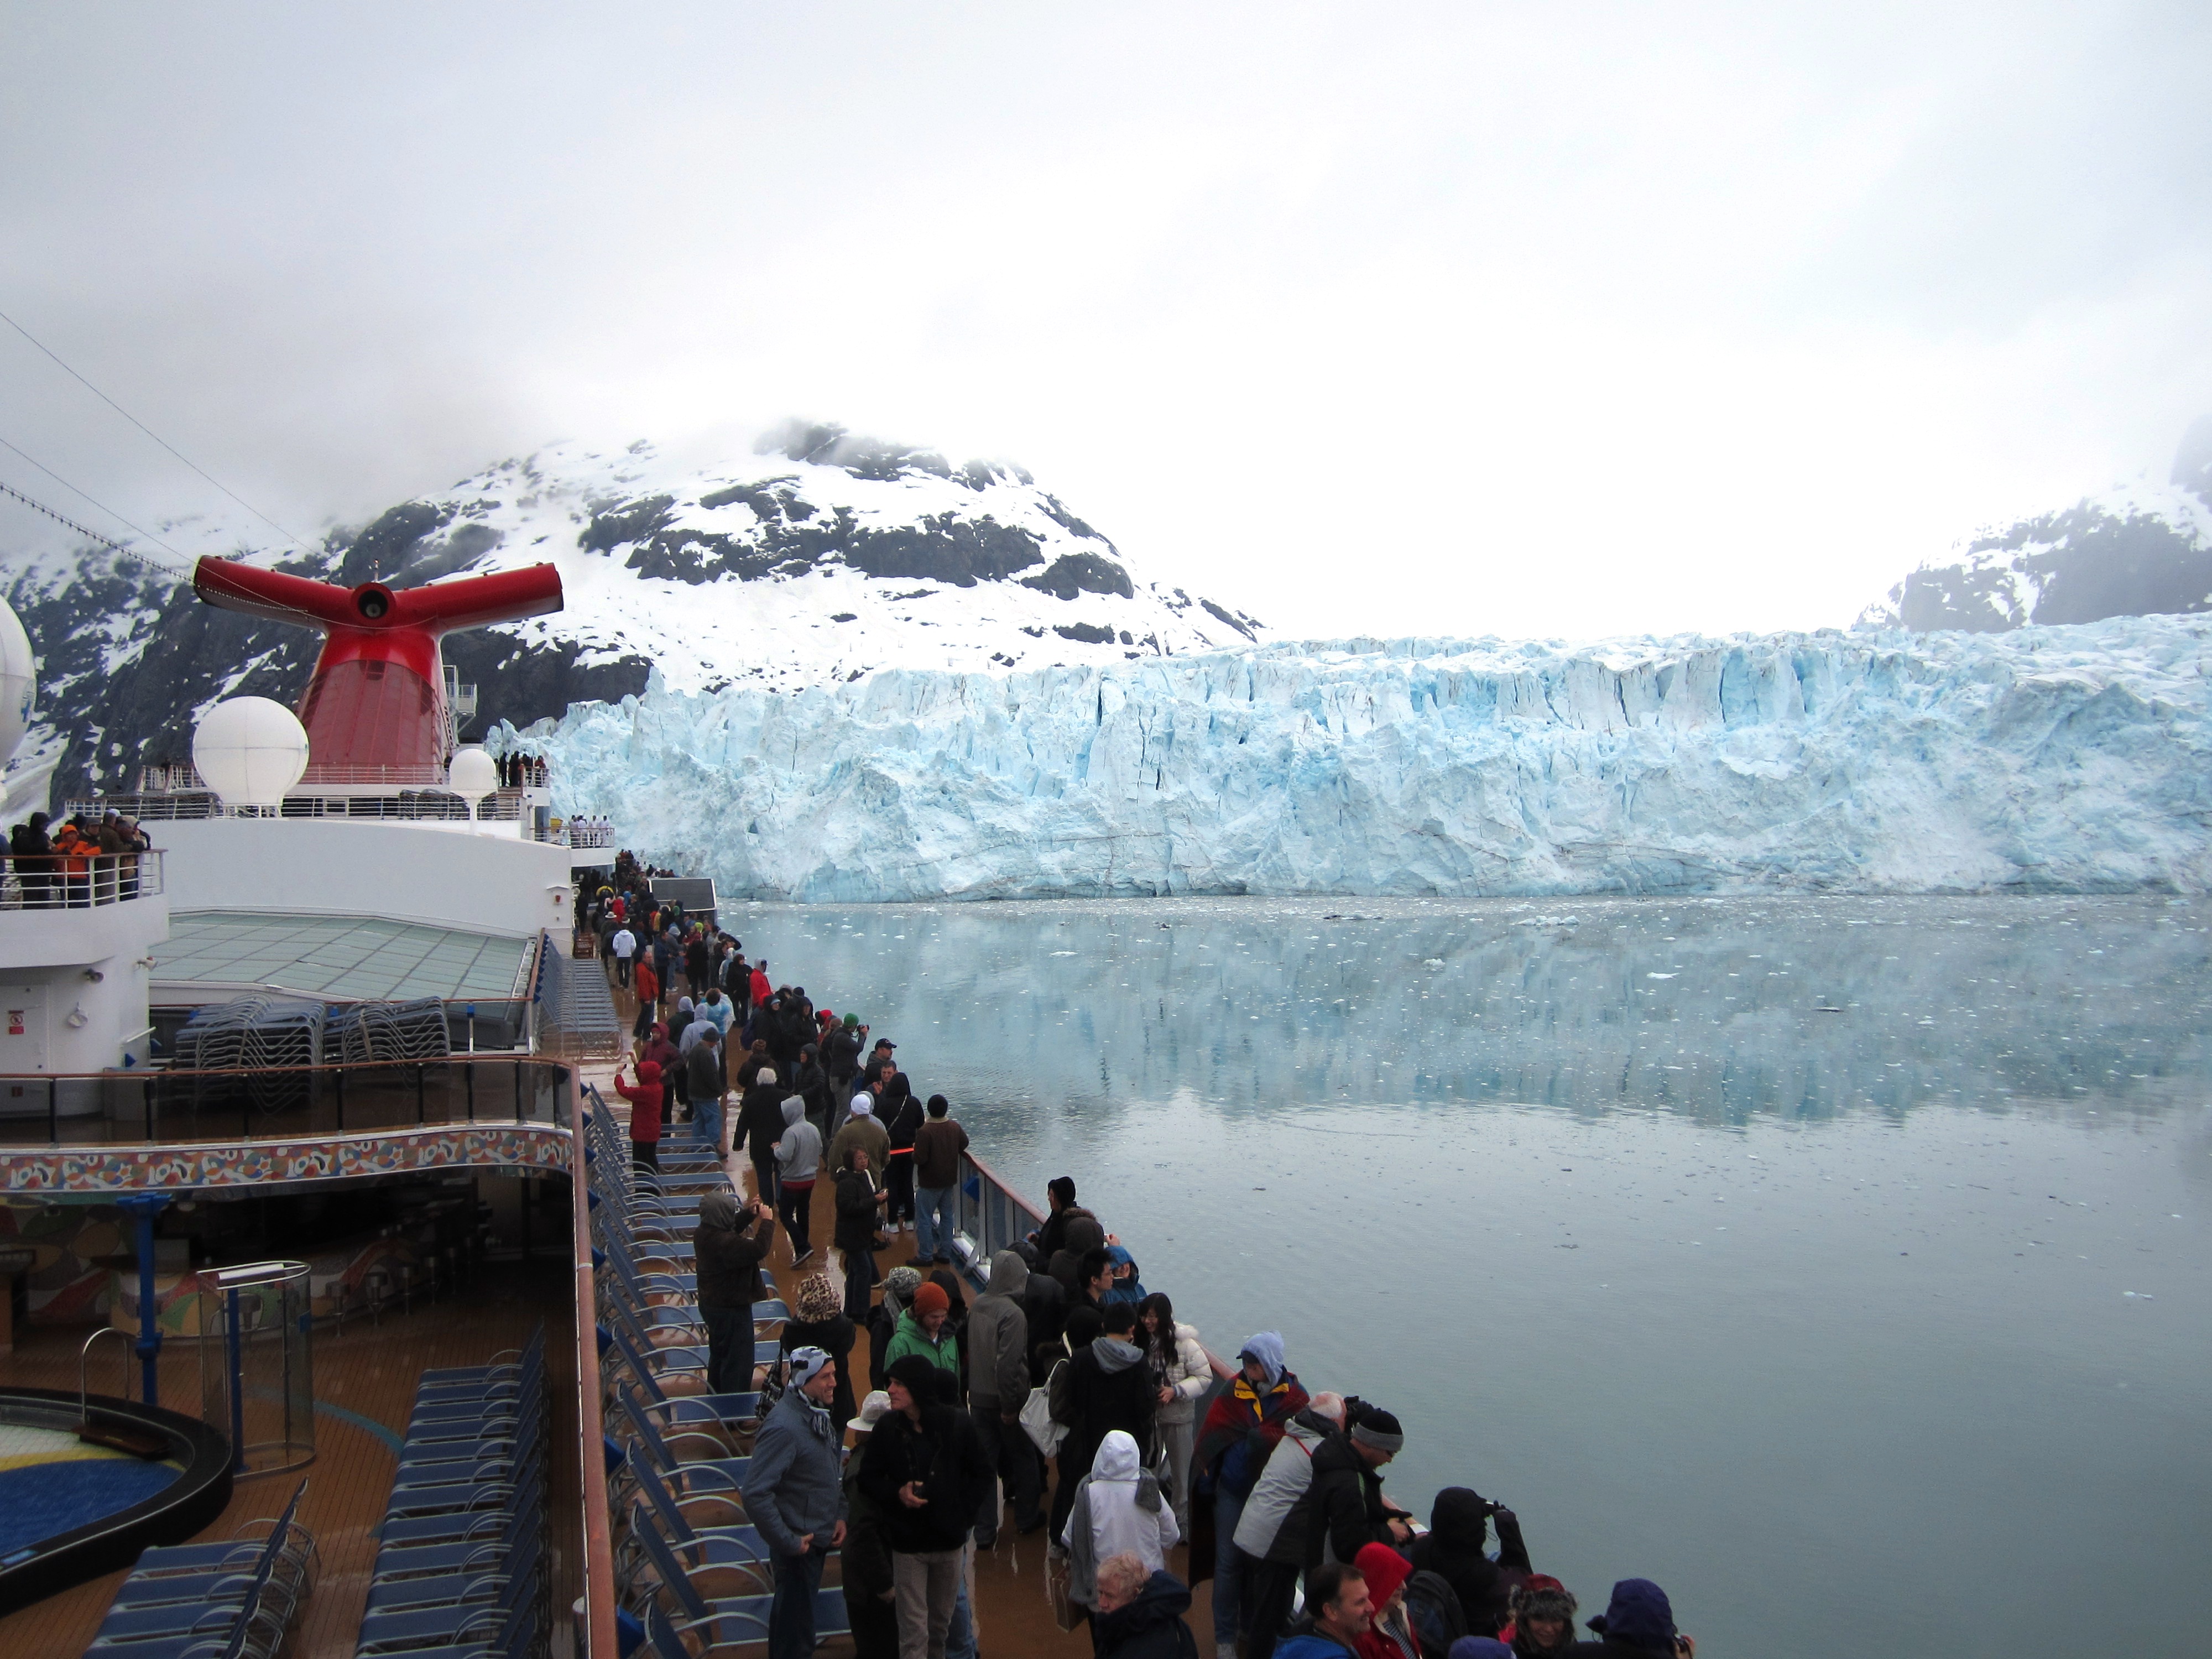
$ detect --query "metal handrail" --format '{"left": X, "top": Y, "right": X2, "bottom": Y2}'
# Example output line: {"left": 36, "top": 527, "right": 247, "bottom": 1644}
{"left": 568, "top": 1070, "right": 619, "bottom": 1658}
{"left": 81, "top": 1326, "right": 135, "bottom": 1407}
{"left": 952, "top": 1146, "right": 1238, "bottom": 1382}
{"left": 0, "top": 850, "right": 164, "bottom": 907}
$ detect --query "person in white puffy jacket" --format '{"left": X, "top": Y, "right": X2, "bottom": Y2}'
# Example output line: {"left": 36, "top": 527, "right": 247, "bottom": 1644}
{"left": 1139, "top": 1292, "right": 1213, "bottom": 1532}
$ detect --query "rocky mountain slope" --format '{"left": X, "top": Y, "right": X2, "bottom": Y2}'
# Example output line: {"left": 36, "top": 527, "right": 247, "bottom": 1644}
{"left": 2, "top": 422, "right": 1265, "bottom": 802}
{"left": 1860, "top": 418, "right": 2212, "bottom": 632}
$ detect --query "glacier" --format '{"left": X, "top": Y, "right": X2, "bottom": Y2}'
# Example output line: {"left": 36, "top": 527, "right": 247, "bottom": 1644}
{"left": 502, "top": 614, "right": 2212, "bottom": 902}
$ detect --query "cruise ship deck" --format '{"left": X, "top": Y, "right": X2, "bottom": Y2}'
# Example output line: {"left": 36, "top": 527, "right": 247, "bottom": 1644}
{"left": 0, "top": 967, "right": 1217, "bottom": 1656}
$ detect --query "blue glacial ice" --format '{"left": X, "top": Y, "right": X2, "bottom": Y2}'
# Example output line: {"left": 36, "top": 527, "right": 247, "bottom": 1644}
{"left": 506, "top": 615, "right": 2212, "bottom": 901}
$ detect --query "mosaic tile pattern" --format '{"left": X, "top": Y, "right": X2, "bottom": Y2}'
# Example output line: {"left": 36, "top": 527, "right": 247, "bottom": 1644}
{"left": 0, "top": 1124, "right": 574, "bottom": 1193}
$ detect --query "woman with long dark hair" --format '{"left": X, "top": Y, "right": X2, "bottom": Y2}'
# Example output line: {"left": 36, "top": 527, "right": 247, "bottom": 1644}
{"left": 1138, "top": 1290, "right": 1212, "bottom": 1533}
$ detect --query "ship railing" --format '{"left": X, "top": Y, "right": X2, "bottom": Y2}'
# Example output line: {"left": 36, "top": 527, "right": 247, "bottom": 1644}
{"left": 0, "top": 850, "right": 164, "bottom": 908}
{"left": 0, "top": 1053, "right": 573, "bottom": 1149}
{"left": 951, "top": 1146, "right": 1238, "bottom": 1382}
{"left": 62, "top": 792, "right": 529, "bottom": 823}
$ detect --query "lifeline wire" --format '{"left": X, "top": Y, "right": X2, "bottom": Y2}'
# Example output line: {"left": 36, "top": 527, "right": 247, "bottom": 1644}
{"left": 0, "top": 304, "right": 311, "bottom": 554}
{"left": 0, "top": 477, "right": 189, "bottom": 579}
{"left": 0, "top": 434, "right": 191, "bottom": 570}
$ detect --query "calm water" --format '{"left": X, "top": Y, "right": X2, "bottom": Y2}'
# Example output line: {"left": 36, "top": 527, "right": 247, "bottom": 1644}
{"left": 737, "top": 894, "right": 2212, "bottom": 1656}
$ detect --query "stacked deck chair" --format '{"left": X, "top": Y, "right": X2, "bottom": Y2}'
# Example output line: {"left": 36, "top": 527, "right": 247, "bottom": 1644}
{"left": 86, "top": 1478, "right": 317, "bottom": 1659}
{"left": 355, "top": 1324, "right": 550, "bottom": 1659}
{"left": 580, "top": 1088, "right": 852, "bottom": 1654}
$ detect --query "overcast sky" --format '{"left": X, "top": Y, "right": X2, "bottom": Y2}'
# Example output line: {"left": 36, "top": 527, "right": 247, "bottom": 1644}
{"left": 2, "top": 3, "right": 2207, "bottom": 641}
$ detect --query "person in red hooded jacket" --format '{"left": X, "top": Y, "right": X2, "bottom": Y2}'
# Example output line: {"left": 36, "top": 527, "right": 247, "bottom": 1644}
{"left": 1352, "top": 1544, "right": 1420, "bottom": 1659}
{"left": 614, "top": 1058, "right": 665, "bottom": 1171}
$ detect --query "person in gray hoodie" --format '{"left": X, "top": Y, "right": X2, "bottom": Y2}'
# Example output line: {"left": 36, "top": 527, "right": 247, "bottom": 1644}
{"left": 744, "top": 1346, "right": 847, "bottom": 1659}
{"left": 1235, "top": 1393, "right": 1347, "bottom": 1659}
{"left": 774, "top": 1095, "right": 823, "bottom": 1266}
{"left": 965, "top": 1249, "right": 1040, "bottom": 1546}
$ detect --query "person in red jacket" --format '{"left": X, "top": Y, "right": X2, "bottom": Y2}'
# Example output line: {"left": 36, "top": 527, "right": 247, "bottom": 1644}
{"left": 614, "top": 1058, "right": 665, "bottom": 1171}
{"left": 632, "top": 954, "right": 661, "bottom": 1039}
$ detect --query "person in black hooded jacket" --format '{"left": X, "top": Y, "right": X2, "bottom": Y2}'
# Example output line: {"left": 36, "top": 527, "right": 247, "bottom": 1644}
{"left": 858, "top": 1357, "right": 994, "bottom": 1658}
{"left": 1300, "top": 1403, "right": 1414, "bottom": 1570}
{"left": 1407, "top": 1486, "right": 1532, "bottom": 1636}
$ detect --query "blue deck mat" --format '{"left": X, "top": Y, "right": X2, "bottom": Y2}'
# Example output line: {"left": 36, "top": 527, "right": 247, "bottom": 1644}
{"left": 0, "top": 1458, "right": 184, "bottom": 1555}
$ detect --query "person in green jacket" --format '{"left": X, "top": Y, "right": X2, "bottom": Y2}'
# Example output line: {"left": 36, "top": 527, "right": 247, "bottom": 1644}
{"left": 880, "top": 1279, "right": 961, "bottom": 1385}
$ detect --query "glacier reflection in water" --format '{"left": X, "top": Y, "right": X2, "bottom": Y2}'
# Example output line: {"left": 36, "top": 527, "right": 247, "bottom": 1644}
{"left": 743, "top": 894, "right": 2212, "bottom": 1658}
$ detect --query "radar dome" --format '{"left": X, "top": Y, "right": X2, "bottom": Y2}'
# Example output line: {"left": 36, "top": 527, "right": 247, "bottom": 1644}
{"left": 192, "top": 697, "right": 310, "bottom": 809}
{"left": 448, "top": 747, "right": 498, "bottom": 801}
{"left": 0, "top": 595, "right": 35, "bottom": 764}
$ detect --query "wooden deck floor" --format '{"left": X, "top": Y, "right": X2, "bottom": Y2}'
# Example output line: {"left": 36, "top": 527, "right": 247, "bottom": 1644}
{"left": 0, "top": 1255, "right": 577, "bottom": 1659}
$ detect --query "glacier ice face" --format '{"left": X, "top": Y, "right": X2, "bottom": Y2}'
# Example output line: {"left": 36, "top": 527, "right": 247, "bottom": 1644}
{"left": 507, "top": 614, "right": 2212, "bottom": 901}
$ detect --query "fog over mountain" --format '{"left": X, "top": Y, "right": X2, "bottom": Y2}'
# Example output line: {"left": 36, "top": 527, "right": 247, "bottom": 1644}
{"left": 1860, "top": 418, "right": 2212, "bottom": 633}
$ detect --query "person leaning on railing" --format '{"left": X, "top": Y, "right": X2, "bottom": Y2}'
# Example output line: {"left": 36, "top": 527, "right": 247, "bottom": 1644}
{"left": 7, "top": 812, "right": 55, "bottom": 909}
{"left": 52, "top": 813, "right": 98, "bottom": 907}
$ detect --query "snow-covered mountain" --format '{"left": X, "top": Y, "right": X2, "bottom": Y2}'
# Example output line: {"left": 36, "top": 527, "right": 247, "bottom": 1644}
{"left": 512, "top": 614, "right": 2212, "bottom": 901}
{"left": 2, "top": 422, "right": 1265, "bottom": 800}
{"left": 1860, "top": 417, "right": 2212, "bottom": 632}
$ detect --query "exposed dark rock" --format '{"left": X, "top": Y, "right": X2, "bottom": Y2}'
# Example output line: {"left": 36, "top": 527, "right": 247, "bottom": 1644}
{"left": 439, "top": 633, "right": 651, "bottom": 735}
{"left": 1037, "top": 494, "right": 1109, "bottom": 546}
{"left": 335, "top": 500, "right": 457, "bottom": 585}
{"left": 1053, "top": 622, "right": 1117, "bottom": 644}
{"left": 1021, "top": 551, "right": 1135, "bottom": 601}
{"left": 581, "top": 494, "right": 677, "bottom": 554}
{"left": 841, "top": 515, "right": 1044, "bottom": 586}
{"left": 1201, "top": 599, "right": 1262, "bottom": 640}
{"left": 753, "top": 419, "right": 953, "bottom": 483}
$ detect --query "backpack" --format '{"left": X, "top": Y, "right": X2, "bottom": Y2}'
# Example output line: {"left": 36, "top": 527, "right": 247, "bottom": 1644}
{"left": 1403, "top": 1569, "right": 1467, "bottom": 1658}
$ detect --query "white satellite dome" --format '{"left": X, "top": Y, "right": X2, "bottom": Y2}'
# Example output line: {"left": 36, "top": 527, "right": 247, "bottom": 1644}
{"left": 0, "top": 594, "right": 36, "bottom": 765}
{"left": 192, "top": 697, "right": 310, "bottom": 809}
{"left": 447, "top": 747, "right": 498, "bottom": 800}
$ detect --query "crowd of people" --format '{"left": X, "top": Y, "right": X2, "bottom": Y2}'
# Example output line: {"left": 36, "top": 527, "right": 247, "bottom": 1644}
{"left": 5, "top": 808, "right": 153, "bottom": 906}
{"left": 590, "top": 864, "right": 1698, "bottom": 1659}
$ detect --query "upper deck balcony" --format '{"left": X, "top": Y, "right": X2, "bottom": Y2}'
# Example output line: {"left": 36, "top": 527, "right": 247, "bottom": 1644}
{"left": 0, "top": 852, "right": 166, "bottom": 969}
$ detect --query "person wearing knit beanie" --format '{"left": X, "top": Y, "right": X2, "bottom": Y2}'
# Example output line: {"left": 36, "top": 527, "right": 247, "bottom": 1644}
{"left": 883, "top": 1276, "right": 961, "bottom": 1379}
{"left": 1503, "top": 1575, "right": 1579, "bottom": 1656}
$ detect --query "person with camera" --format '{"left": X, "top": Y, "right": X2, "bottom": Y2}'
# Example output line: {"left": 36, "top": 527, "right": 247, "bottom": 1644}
{"left": 1408, "top": 1486, "right": 1533, "bottom": 1637}
{"left": 693, "top": 1186, "right": 775, "bottom": 1396}
{"left": 858, "top": 1355, "right": 994, "bottom": 1659}
{"left": 1563, "top": 1579, "right": 1695, "bottom": 1659}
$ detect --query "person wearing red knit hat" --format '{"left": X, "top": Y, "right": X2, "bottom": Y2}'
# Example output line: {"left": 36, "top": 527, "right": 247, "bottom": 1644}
{"left": 883, "top": 1277, "right": 961, "bottom": 1378}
